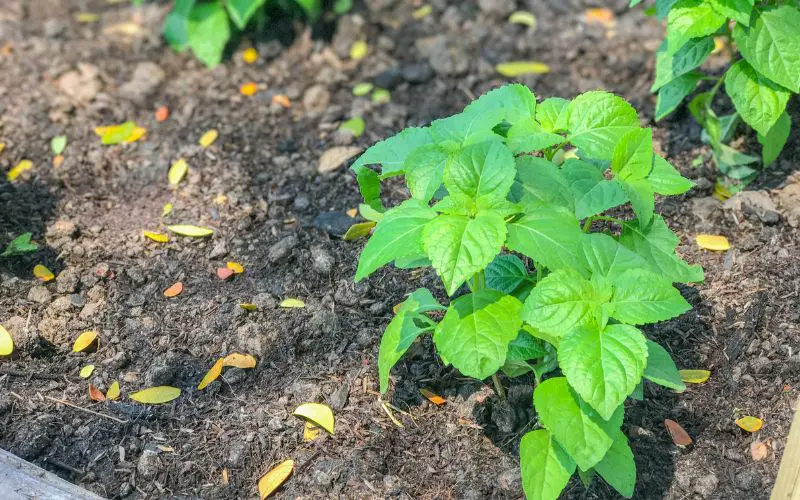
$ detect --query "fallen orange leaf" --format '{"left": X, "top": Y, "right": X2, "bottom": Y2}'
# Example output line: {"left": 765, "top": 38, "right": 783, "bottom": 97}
{"left": 420, "top": 388, "right": 446, "bottom": 405}
{"left": 665, "top": 419, "right": 692, "bottom": 446}
{"left": 164, "top": 282, "right": 184, "bottom": 298}
{"left": 271, "top": 95, "right": 291, "bottom": 108}
{"left": 585, "top": 8, "right": 615, "bottom": 28}
{"left": 155, "top": 105, "right": 169, "bottom": 122}
{"left": 33, "top": 264, "right": 55, "bottom": 282}
{"left": 53, "top": 155, "right": 64, "bottom": 168}
{"left": 89, "top": 384, "right": 106, "bottom": 402}
{"left": 217, "top": 267, "right": 234, "bottom": 280}
{"left": 240, "top": 82, "right": 258, "bottom": 96}
{"left": 222, "top": 353, "right": 257, "bottom": 369}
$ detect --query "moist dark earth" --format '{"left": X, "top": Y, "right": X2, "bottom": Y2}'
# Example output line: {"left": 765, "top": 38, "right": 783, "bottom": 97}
{"left": 1, "top": 1, "right": 799, "bottom": 499}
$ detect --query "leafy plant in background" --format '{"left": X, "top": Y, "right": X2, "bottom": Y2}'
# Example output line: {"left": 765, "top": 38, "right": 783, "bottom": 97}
{"left": 350, "top": 85, "right": 702, "bottom": 499}
{"left": 161, "top": 0, "right": 350, "bottom": 67}
{"left": 634, "top": 0, "right": 798, "bottom": 188}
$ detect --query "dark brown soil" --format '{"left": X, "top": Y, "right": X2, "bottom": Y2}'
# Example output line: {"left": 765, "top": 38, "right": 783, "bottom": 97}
{"left": 1, "top": 1, "right": 799, "bottom": 499}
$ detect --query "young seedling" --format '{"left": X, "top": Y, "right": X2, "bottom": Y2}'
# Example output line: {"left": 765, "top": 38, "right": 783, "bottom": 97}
{"left": 636, "top": 0, "right": 798, "bottom": 189}
{"left": 351, "top": 84, "right": 702, "bottom": 499}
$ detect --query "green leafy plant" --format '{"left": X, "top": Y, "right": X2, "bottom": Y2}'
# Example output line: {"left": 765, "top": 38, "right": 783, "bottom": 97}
{"left": 1, "top": 233, "right": 38, "bottom": 257}
{"left": 162, "top": 0, "right": 326, "bottom": 67}
{"left": 636, "top": 0, "right": 798, "bottom": 186}
{"left": 350, "top": 84, "right": 703, "bottom": 499}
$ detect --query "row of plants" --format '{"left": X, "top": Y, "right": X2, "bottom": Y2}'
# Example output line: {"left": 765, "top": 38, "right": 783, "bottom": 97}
{"left": 350, "top": 84, "right": 702, "bottom": 499}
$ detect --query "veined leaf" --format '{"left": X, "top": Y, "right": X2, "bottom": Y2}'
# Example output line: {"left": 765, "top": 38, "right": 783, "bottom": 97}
{"left": 757, "top": 111, "right": 791, "bottom": 167}
{"left": 666, "top": 0, "right": 726, "bottom": 56}
{"left": 725, "top": 60, "right": 791, "bottom": 136}
{"left": 561, "top": 159, "right": 627, "bottom": 218}
{"left": 556, "top": 91, "right": 640, "bottom": 160}
{"left": 444, "top": 141, "right": 515, "bottom": 203}
{"left": 652, "top": 38, "right": 714, "bottom": 91}
{"left": 578, "top": 233, "right": 649, "bottom": 282}
{"left": 733, "top": 6, "right": 800, "bottom": 93}
{"left": 520, "top": 429, "right": 576, "bottom": 500}
{"left": 506, "top": 205, "right": 588, "bottom": 275}
{"left": 187, "top": 1, "right": 230, "bottom": 68}
{"left": 644, "top": 340, "right": 686, "bottom": 391}
{"left": 463, "top": 83, "right": 537, "bottom": 125}
{"left": 611, "top": 269, "right": 691, "bottom": 325}
{"left": 619, "top": 215, "right": 704, "bottom": 283}
{"left": 485, "top": 254, "right": 529, "bottom": 294}
{"left": 226, "top": 0, "right": 266, "bottom": 29}
{"left": 594, "top": 431, "right": 637, "bottom": 498}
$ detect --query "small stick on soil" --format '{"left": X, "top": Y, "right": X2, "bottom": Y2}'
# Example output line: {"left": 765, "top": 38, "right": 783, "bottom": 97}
{"left": 44, "top": 395, "right": 128, "bottom": 424}
{"left": 0, "top": 367, "right": 65, "bottom": 380}
{"left": 491, "top": 374, "right": 506, "bottom": 400}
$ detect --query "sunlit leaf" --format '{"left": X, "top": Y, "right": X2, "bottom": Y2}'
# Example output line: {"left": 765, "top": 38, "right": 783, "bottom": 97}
{"left": 240, "top": 303, "right": 257, "bottom": 311}
{"left": 736, "top": 416, "right": 763, "bottom": 433}
{"left": 1, "top": 233, "right": 38, "bottom": 256}
{"left": 679, "top": 369, "right": 711, "bottom": 384}
{"left": 242, "top": 47, "right": 258, "bottom": 64}
{"left": 509, "top": 11, "right": 536, "bottom": 28}
{"left": 258, "top": 459, "right": 294, "bottom": 499}
{"left": 73, "top": 331, "right": 98, "bottom": 352}
{"left": 240, "top": 82, "right": 258, "bottom": 96}
{"left": 412, "top": 4, "right": 432, "bottom": 19}
{"left": 420, "top": 388, "right": 446, "bottom": 405}
{"left": 80, "top": 365, "right": 95, "bottom": 378}
{"left": 123, "top": 127, "right": 146, "bottom": 143}
{"left": 280, "top": 298, "right": 305, "bottom": 308}
{"left": 227, "top": 261, "right": 244, "bottom": 274}
{"left": 272, "top": 95, "right": 291, "bottom": 108}
{"left": 303, "top": 421, "right": 322, "bottom": 441}
{"left": 352, "top": 82, "right": 373, "bottom": 96}
{"left": 198, "top": 358, "right": 224, "bottom": 390}
{"left": 0, "top": 324, "right": 14, "bottom": 356}
{"left": 74, "top": 12, "right": 99, "bottom": 23}
{"left": 167, "top": 225, "right": 214, "bottom": 237}
{"left": 342, "top": 221, "right": 376, "bottom": 241}
{"left": 98, "top": 122, "right": 135, "bottom": 145}
{"left": 33, "top": 264, "right": 55, "bottom": 282}
{"left": 168, "top": 159, "right": 188, "bottom": 186}
{"left": 665, "top": 419, "right": 692, "bottom": 446}
{"left": 162, "top": 203, "right": 174, "bottom": 217}
{"left": 293, "top": 402, "right": 335, "bottom": 434}
{"left": 696, "top": 234, "right": 730, "bottom": 251}
{"left": 89, "top": 384, "right": 106, "bottom": 402}
{"left": 51, "top": 135, "right": 68, "bottom": 155}
{"left": 7, "top": 159, "right": 33, "bottom": 181}
{"left": 155, "top": 105, "right": 169, "bottom": 122}
{"left": 222, "top": 353, "right": 257, "bottom": 368}
{"left": 496, "top": 61, "right": 550, "bottom": 77}
{"left": 350, "top": 40, "right": 368, "bottom": 60}
{"left": 585, "top": 8, "right": 615, "bottom": 28}
{"left": 53, "top": 155, "right": 64, "bottom": 168}
{"left": 217, "top": 267, "right": 234, "bottom": 280}
{"left": 199, "top": 129, "right": 219, "bottom": 148}
{"left": 318, "top": 146, "right": 361, "bottom": 173}
{"left": 129, "top": 386, "right": 181, "bottom": 404}
{"left": 371, "top": 88, "right": 391, "bottom": 104}
{"left": 164, "top": 282, "right": 184, "bottom": 298}
{"left": 106, "top": 381, "right": 120, "bottom": 400}
{"left": 143, "top": 230, "right": 169, "bottom": 243}
{"left": 339, "top": 117, "right": 365, "bottom": 137}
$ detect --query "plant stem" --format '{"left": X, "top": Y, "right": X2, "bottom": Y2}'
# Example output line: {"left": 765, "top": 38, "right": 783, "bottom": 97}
{"left": 582, "top": 216, "right": 594, "bottom": 233}
{"left": 492, "top": 374, "right": 507, "bottom": 400}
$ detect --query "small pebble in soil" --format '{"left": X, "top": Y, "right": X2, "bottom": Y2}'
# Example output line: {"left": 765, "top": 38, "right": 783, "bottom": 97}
{"left": 373, "top": 67, "right": 402, "bottom": 90}
{"left": 311, "top": 246, "right": 335, "bottom": 275}
{"left": 222, "top": 367, "right": 248, "bottom": 385}
{"left": 693, "top": 472, "right": 718, "bottom": 498}
{"left": 268, "top": 234, "right": 299, "bottom": 263}
{"left": 27, "top": 285, "right": 52, "bottom": 304}
{"left": 137, "top": 449, "right": 161, "bottom": 479}
{"left": 313, "top": 212, "right": 355, "bottom": 238}
{"left": 401, "top": 62, "right": 435, "bottom": 84}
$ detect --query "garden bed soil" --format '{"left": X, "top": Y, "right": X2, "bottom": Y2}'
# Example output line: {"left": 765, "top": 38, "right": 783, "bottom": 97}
{"left": 1, "top": 0, "right": 799, "bottom": 498}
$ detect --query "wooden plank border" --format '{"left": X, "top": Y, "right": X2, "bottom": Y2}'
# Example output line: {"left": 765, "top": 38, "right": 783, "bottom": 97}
{"left": 0, "top": 448, "right": 106, "bottom": 500}
{"left": 772, "top": 401, "right": 800, "bottom": 500}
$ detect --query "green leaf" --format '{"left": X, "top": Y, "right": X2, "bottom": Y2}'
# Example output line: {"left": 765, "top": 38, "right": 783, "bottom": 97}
{"left": 758, "top": 111, "right": 791, "bottom": 167}
{"left": 163, "top": 0, "right": 196, "bottom": 51}
{"left": 506, "top": 205, "right": 588, "bottom": 275}
{"left": 433, "top": 289, "right": 522, "bottom": 379}
{"left": 733, "top": 6, "right": 800, "bottom": 92}
{"left": 506, "top": 328, "right": 549, "bottom": 361}
{"left": 423, "top": 212, "right": 507, "bottom": 296}
{"left": 556, "top": 91, "right": 640, "bottom": 160}
{"left": 666, "top": 0, "right": 726, "bottom": 56}
{"left": 559, "top": 324, "right": 648, "bottom": 420}
{"left": 648, "top": 156, "right": 694, "bottom": 195}
{"left": 444, "top": 141, "right": 515, "bottom": 203}
{"left": 430, "top": 110, "right": 504, "bottom": 152}
{"left": 520, "top": 429, "right": 576, "bottom": 500}
{"left": 51, "top": 135, "right": 67, "bottom": 155}
{"left": 655, "top": 72, "right": 703, "bottom": 121}
{"left": 485, "top": 254, "right": 529, "bottom": 294}
{"left": 561, "top": 159, "right": 627, "bottom": 219}
{"left": 652, "top": 38, "right": 714, "bottom": 91}
{"left": 511, "top": 157, "right": 574, "bottom": 211}
{"left": 506, "top": 121, "right": 564, "bottom": 155}
{"left": 536, "top": 97, "right": 569, "bottom": 132}
{"left": 522, "top": 269, "right": 611, "bottom": 337}
{"left": 611, "top": 128, "right": 653, "bottom": 181}
{"left": 295, "top": 0, "right": 322, "bottom": 20}
{"left": 578, "top": 233, "right": 649, "bottom": 282}
{"left": 226, "top": 0, "right": 266, "bottom": 29}
{"left": 534, "top": 377, "right": 622, "bottom": 471}
{"left": 378, "top": 312, "right": 429, "bottom": 393}
{"left": 594, "top": 432, "right": 637, "bottom": 498}
{"left": 355, "top": 199, "right": 436, "bottom": 281}
{"left": 610, "top": 269, "right": 691, "bottom": 324}
{"left": 1, "top": 233, "right": 38, "bottom": 256}
{"left": 644, "top": 340, "right": 686, "bottom": 391}
{"left": 618, "top": 177, "right": 655, "bottom": 227}
{"left": 656, "top": 0, "right": 678, "bottom": 18}
{"left": 463, "top": 83, "right": 537, "bottom": 125}
{"left": 725, "top": 60, "right": 791, "bottom": 136}
{"left": 339, "top": 117, "right": 365, "bottom": 138}
{"left": 187, "top": 1, "right": 230, "bottom": 68}
{"left": 102, "top": 121, "right": 136, "bottom": 145}
{"left": 711, "top": 0, "right": 754, "bottom": 26}
{"left": 405, "top": 144, "right": 448, "bottom": 202}
{"left": 619, "top": 215, "right": 704, "bottom": 283}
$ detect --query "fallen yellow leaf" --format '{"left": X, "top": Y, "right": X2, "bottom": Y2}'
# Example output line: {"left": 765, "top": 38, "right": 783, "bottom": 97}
{"left": 304, "top": 421, "right": 322, "bottom": 441}
{"left": 496, "top": 61, "right": 550, "bottom": 77}
{"left": 342, "top": 221, "right": 376, "bottom": 241}
{"left": 240, "top": 303, "right": 257, "bottom": 311}
{"left": 696, "top": 234, "right": 730, "bottom": 251}
{"left": 318, "top": 146, "right": 361, "bottom": 173}
{"left": 412, "top": 4, "right": 432, "bottom": 19}
{"left": 258, "top": 459, "right": 294, "bottom": 499}
{"left": 80, "top": 365, "right": 95, "bottom": 378}
{"left": 199, "top": 129, "right": 218, "bottom": 148}
{"left": 103, "top": 22, "right": 142, "bottom": 35}
{"left": 679, "top": 369, "right": 711, "bottom": 384}
{"left": 33, "top": 264, "right": 55, "bottom": 282}
{"left": 74, "top": 12, "right": 99, "bottom": 23}
{"left": 162, "top": 202, "right": 174, "bottom": 217}
{"left": 346, "top": 208, "right": 358, "bottom": 217}
{"left": 106, "top": 381, "right": 120, "bottom": 400}
{"left": 712, "top": 36, "right": 726, "bottom": 55}
{"left": 736, "top": 416, "right": 763, "bottom": 433}
{"left": 240, "top": 82, "right": 258, "bottom": 96}
{"left": 198, "top": 358, "right": 224, "bottom": 390}
{"left": 98, "top": 121, "right": 136, "bottom": 145}
{"left": 508, "top": 11, "right": 536, "bottom": 28}
{"left": 129, "top": 386, "right": 181, "bottom": 404}
{"left": 143, "top": 230, "right": 169, "bottom": 243}
{"left": 350, "top": 40, "right": 368, "bottom": 60}
{"left": 7, "top": 159, "right": 33, "bottom": 181}
{"left": 243, "top": 48, "right": 258, "bottom": 64}
{"left": 227, "top": 261, "right": 244, "bottom": 274}
{"left": 167, "top": 225, "right": 214, "bottom": 237}
{"left": 157, "top": 445, "right": 174, "bottom": 453}
{"left": 73, "top": 331, "right": 98, "bottom": 352}
{"left": 280, "top": 298, "right": 305, "bottom": 308}
{"left": 168, "top": 159, "right": 188, "bottom": 186}
{"left": 222, "top": 353, "right": 256, "bottom": 369}
{"left": 293, "top": 402, "right": 335, "bottom": 434}
{"left": 123, "top": 126, "right": 146, "bottom": 143}
{"left": 0, "top": 324, "right": 14, "bottom": 356}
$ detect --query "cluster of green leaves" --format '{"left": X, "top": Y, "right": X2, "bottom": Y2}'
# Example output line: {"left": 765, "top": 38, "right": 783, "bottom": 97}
{"left": 637, "top": 0, "right": 798, "bottom": 185}
{"left": 351, "top": 84, "right": 702, "bottom": 500}
{"left": 162, "top": 0, "right": 344, "bottom": 67}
